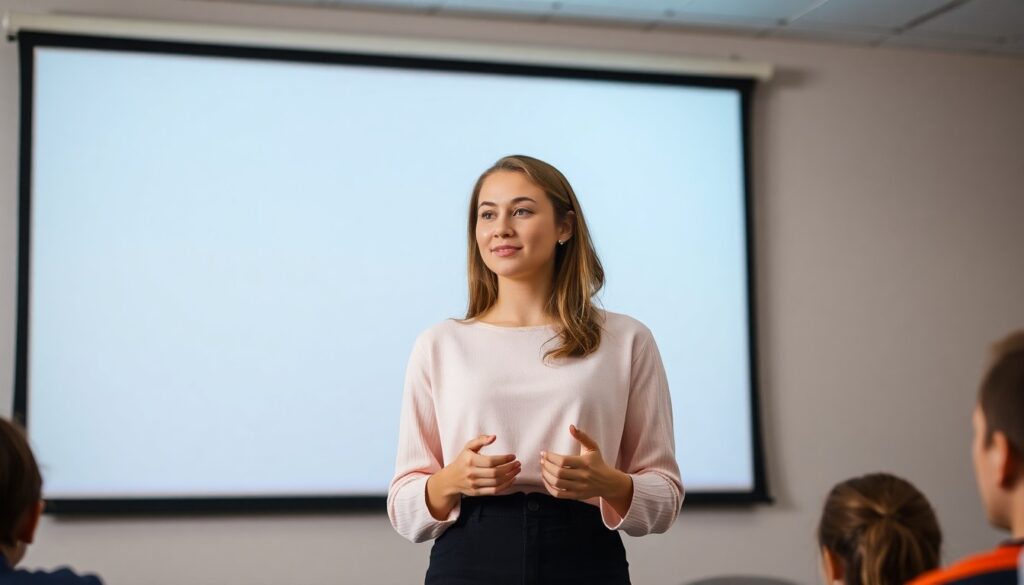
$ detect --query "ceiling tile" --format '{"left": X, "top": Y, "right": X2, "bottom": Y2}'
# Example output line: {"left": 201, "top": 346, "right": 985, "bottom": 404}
{"left": 986, "top": 33, "right": 1024, "bottom": 54}
{"left": 772, "top": 23, "right": 890, "bottom": 44}
{"left": 680, "top": 0, "right": 822, "bottom": 21}
{"left": 662, "top": 10, "right": 777, "bottom": 29}
{"left": 794, "top": 0, "right": 952, "bottom": 29}
{"left": 438, "top": 0, "right": 555, "bottom": 17}
{"left": 647, "top": 17, "right": 767, "bottom": 37}
{"left": 913, "top": 0, "right": 1024, "bottom": 38}
{"left": 881, "top": 31, "right": 1004, "bottom": 53}
{"left": 186, "top": 0, "right": 1024, "bottom": 57}
{"left": 551, "top": 0, "right": 667, "bottom": 22}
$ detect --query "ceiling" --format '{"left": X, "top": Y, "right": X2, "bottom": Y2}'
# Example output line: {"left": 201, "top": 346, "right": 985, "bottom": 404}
{"left": 195, "top": 0, "right": 1024, "bottom": 57}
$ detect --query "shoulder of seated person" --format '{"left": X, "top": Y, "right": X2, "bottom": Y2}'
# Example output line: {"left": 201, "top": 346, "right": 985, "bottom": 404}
{"left": 7, "top": 567, "right": 103, "bottom": 585}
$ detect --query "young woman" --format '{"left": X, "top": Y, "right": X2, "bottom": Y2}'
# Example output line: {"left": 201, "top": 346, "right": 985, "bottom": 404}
{"left": 387, "top": 155, "right": 683, "bottom": 584}
{"left": 818, "top": 473, "right": 942, "bottom": 585}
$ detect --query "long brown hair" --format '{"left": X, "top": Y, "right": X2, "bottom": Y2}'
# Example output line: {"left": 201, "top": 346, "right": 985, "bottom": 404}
{"left": 464, "top": 155, "right": 605, "bottom": 362}
{"left": 817, "top": 473, "right": 941, "bottom": 585}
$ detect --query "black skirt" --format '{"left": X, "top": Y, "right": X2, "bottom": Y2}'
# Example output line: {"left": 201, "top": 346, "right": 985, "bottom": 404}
{"left": 425, "top": 492, "right": 631, "bottom": 585}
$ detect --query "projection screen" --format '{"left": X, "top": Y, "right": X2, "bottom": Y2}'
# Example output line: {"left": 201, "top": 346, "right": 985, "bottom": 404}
{"left": 13, "top": 30, "right": 768, "bottom": 513}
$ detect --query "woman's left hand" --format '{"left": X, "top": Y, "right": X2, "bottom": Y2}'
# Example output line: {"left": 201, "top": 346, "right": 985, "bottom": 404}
{"left": 540, "top": 425, "right": 633, "bottom": 508}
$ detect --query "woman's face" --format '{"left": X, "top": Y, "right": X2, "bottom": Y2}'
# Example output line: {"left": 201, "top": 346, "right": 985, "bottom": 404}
{"left": 475, "top": 170, "right": 571, "bottom": 282}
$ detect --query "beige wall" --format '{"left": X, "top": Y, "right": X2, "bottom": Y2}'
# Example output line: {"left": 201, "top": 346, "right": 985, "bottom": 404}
{"left": 1, "top": 1, "right": 1023, "bottom": 584}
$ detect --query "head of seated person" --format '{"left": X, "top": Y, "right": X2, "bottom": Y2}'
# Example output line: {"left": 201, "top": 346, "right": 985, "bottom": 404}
{"left": 817, "top": 472, "right": 942, "bottom": 585}
{"left": 0, "top": 417, "right": 44, "bottom": 568}
{"left": 973, "top": 330, "right": 1024, "bottom": 537}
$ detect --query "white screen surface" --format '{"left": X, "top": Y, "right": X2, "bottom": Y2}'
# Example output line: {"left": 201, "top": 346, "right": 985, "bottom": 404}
{"left": 26, "top": 43, "right": 756, "bottom": 500}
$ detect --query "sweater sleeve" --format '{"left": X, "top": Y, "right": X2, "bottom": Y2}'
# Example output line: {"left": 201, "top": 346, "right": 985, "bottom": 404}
{"left": 599, "top": 329, "right": 684, "bottom": 536}
{"left": 387, "top": 334, "right": 461, "bottom": 543}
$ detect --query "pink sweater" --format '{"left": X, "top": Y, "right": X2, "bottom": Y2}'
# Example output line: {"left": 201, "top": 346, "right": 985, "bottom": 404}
{"left": 387, "top": 310, "right": 683, "bottom": 543}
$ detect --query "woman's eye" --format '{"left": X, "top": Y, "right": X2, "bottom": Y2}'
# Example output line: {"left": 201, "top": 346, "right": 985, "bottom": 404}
{"left": 480, "top": 209, "right": 531, "bottom": 219}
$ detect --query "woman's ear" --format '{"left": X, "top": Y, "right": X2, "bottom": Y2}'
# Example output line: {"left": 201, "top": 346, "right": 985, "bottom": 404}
{"left": 991, "top": 431, "right": 1019, "bottom": 489}
{"left": 16, "top": 500, "right": 44, "bottom": 545}
{"left": 559, "top": 210, "right": 575, "bottom": 242}
{"left": 821, "top": 546, "right": 845, "bottom": 585}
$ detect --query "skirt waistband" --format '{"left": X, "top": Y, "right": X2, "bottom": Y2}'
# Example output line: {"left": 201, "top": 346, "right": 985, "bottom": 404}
{"left": 459, "top": 492, "right": 600, "bottom": 521}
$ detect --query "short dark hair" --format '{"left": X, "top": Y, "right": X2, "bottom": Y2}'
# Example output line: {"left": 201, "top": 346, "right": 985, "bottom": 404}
{"left": 0, "top": 418, "right": 42, "bottom": 546}
{"left": 978, "top": 330, "right": 1024, "bottom": 456}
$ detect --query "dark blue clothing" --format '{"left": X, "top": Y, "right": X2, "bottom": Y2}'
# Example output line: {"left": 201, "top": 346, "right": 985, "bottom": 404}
{"left": 425, "top": 492, "right": 630, "bottom": 585}
{"left": 0, "top": 556, "right": 102, "bottom": 585}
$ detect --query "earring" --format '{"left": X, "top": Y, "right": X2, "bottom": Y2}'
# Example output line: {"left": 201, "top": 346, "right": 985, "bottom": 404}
{"left": 558, "top": 240, "right": 565, "bottom": 246}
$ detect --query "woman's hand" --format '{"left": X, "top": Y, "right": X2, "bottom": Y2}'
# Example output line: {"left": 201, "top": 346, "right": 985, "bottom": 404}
{"left": 426, "top": 434, "right": 520, "bottom": 520}
{"left": 540, "top": 425, "right": 634, "bottom": 517}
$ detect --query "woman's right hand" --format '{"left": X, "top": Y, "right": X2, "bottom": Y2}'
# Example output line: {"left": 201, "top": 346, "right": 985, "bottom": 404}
{"left": 426, "top": 435, "right": 520, "bottom": 519}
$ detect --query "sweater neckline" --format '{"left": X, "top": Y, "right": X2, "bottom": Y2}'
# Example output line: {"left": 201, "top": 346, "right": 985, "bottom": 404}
{"left": 464, "top": 319, "right": 557, "bottom": 332}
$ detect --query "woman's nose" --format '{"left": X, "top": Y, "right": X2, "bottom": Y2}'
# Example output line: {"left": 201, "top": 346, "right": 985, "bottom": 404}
{"left": 494, "top": 214, "right": 514, "bottom": 237}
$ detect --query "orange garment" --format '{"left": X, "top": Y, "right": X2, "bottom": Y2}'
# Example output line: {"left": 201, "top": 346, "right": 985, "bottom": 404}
{"left": 911, "top": 540, "right": 1023, "bottom": 585}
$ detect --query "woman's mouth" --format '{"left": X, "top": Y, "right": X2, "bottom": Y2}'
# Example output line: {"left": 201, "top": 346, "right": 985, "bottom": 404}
{"left": 492, "top": 246, "right": 522, "bottom": 257}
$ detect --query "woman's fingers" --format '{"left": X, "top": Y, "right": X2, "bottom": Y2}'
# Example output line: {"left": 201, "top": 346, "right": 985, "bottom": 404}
{"left": 540, "top": 465, "right": 584, "bottom": 492}
{"left": 469, "top": 459, "right": 521, "bottom": 480}
{"left": 541, "top": 469, "right": 579, "bottom": 499}
{"left": 450, "top": 435, "right": 527, "bottom": 497}
{"left": 471, "top": 470, "right": 520, "bottom": 488}
{"left": 539, "top": 455, "right": 585, "bottom": 481}
{"left": 569, "top": 424, "right": 600, "bottom": 452}
{"left": 472, "top": 452, "right": 517, "bottom": 468}
{"left": 478, "top": 475, "right": 518, "bottom": 496}
{"left": 464, "top": 434, "right": 496, "bottom": 453}
{"left": 494, "top": 477, "right": 517, "bottom": 495}
{"left": 541, "top": 450, "right": 586, "bottom": 469}
{"left": 541, "top": 452, "right": 588, "bottom": 477}
{"left": 541, "top": 476, "right": 562, "bottom": 498}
